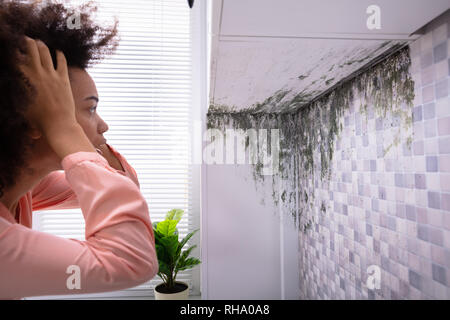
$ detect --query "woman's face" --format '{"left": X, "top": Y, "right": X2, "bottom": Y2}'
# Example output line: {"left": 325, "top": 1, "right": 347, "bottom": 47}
{"left": 68, "top": 67, "right": 109, "bottom": 149}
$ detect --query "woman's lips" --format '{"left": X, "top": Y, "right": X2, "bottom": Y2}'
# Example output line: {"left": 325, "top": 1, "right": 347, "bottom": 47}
{"left": 95, "top": 138, "right": 107, "bottom": 149}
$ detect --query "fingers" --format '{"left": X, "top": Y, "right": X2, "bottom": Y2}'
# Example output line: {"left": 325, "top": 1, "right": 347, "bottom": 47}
{"left": 55, "top": 50, "right": 68, "bottom": 76}
{"left": 19, "top": 36, "right": 58, "bottom": 72}
{"left": 35, "top": 39, "right": 54, "bottom": 70}
{"left": 19, "top": 36, "right": 41, "bottom": 71}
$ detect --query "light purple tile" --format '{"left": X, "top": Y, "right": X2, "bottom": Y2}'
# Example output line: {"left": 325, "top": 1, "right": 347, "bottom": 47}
{"left": 387, "top": 216, "right": 397, "bottom": 231}
{"left": 426, "top": 156, "right": 438, "bottom": 172}
{"left": 428, "top": 191, "right": 441, "bottom": 209}
{"left": 380, "top": 213, "right": 388, "bottom": 229}
{"left": 442, "top": 155, "right": 450, "bottom": 171}
{"left": 379, "top": 186, "right": 386, "bottom": 200}
{"left": 446, "top": 251, "right": 450, "bottom": 269}
{"left": 418, "top": 224, "right": 429, "bottom": 241}
{"left": 439, "top": 137, "right": 450, "bottom": 153}
{"left": 413, "top": 105, "right": 423, "bottom": 122}
{"left": 373, "top": 239, "right": 380, "bottom": 253}
{"left": 421, "top": 275, "right": 436, "bottom": 297}
{"left": 372, "top": 198, "right": 379, "bottom": 212}
{"left": 436, "top": 59, "right": 449, "bottom": 81}
{"left": 432, "top": 264, "right": 447, "bottom": 285}
{"left": 436, "top": 97, "right": 450, "bottom": 119}
{"left": 421, "top": 31, "right": 433, "bottom": 51}
{"left": 417, "top": 207, "right": 427, "bottom": 224}
{"left": 414, "top": 122, "right": 425, "bottom": 140}
{"left": 403, "top": 142, "right": 413, "bottom": 156}
{"left": 366, "top": 223, "right": 373, "bottom": 236}
{"left": 410, "top": 40, "right": 421, "bottom": 58}
{"left": 431, "top": 245, "right": 447, "bottom": 266}
{"left": 441, "top": 174, "right": 450, "bottom": 192}
{"left": 421, "top": 51, "right": 434, "bottom": 69}
{"left": 423, "top": 103, "right": 435, "bottom": 120}
{"left": 405, "top": 205, "right": 416, "bottom": 221}
{"left": 429, "top": 227, "right": 444, "bottom": 246}
{"left": 415, "top": 173, "right": 427, "bottom": 189}
{"left": 424, "top": 138, "right": 439, "bottom": 155}
{"left": 399, "top": 280, "right": 410, "bottom": 298}
{"left": 385, "top": 159, "right": 394, "bottom": 172}
{"left": 434, "top": 42, "right": 448, "bottom": 63}
{"left": 442, "top": 193, "right": 450, "bottom": 212}
{"left": 448, "top": 58, "right": 450, "bottom": 77}
{"left": 395, "top": 173, "right": 405, "bottom": 187}
{"left": 409, "top": 269, "right": 422, "bottom": 290}
{"left": 421, "top": 66, "right": 435, "bottom": 86}
{"left": 370, "top": 160, "right": 377, "bottom": 171}
{"left": 423, "top": 85, "right": 435, "bottom": 104}
{"left": 424, "top": 119, "right": 437, "bottom": 137}
{"left": 435, "top": 79, "right": 449, "bottom": 99}
{"left": 363, "top": 134, "right": 369, "bottom": 147}
{"left": 432, "top": 23, "right": 448, "bottom": 46}
{"left": 405, "top": 174, "right": 415, "bottom": 188}
{"left": 438, "top": 116, "right": 450, "bottom": 136}
{"left": 413, "top": 141, "right": 424, "bottom": 155}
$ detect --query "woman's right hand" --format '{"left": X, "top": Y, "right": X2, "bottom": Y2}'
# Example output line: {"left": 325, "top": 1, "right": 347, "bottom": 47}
{"left": 18, "top": 36, "right": 78, "bottom": 137}
{"left": 17, "top": 36, "right": 97, "bottom": 159}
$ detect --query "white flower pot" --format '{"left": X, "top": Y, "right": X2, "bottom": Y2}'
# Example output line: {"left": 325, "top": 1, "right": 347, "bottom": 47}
{"left": 154, "top": 281, "right": 189, "bottom": 300}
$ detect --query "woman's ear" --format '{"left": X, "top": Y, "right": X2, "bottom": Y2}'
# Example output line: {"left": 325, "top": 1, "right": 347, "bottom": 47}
{"left": 29, "top": 125, "right": 42, "bottom": 140}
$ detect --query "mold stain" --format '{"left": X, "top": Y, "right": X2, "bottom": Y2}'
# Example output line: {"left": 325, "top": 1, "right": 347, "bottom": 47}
{"left": 325, "top": 78, "right": 334, "bottom": 86}
{"left": 207, "top": 47, "right": 415, "bottom": 232}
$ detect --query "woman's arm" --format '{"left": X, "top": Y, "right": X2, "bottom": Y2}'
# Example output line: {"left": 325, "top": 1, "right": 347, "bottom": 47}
{"left": 32, "top": 143, "right": 140, "bottom": 211}
{"left": 0, "top": 152, "right": 158, "bottom": 299}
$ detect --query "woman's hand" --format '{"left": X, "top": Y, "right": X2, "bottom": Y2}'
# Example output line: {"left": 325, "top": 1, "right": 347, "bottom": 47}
{"left": 17, "top": 36, "right": 96, "bottom": 159}
{"left": 18, "top": 36, "right": 78, "bottom": 136}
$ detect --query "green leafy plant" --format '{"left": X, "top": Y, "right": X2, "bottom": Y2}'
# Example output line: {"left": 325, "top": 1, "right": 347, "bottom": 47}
{"left": 153, "top": 209, "right": 200, "bottom": 291}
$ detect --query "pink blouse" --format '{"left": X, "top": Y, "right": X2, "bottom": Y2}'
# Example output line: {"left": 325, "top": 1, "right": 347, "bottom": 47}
{"left": 0, "top": 144, "right": 158, "bottom": 299}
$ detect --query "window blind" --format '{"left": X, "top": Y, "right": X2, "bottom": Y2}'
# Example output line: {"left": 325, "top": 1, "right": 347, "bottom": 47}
{"left": 29, "top": 0, "right": 199, "bottom": 299}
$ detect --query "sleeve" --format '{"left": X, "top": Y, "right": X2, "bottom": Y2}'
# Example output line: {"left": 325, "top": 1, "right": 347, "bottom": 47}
{"left": 32, "top": 143, "right": 140, "bottom": 211}
{"left": 0, "top": 151, "right": 158, "bottom": 299}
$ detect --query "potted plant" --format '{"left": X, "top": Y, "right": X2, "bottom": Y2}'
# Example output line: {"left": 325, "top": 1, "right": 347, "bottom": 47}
{"left": 152, "top": 209, "right": 200, "bottom": 300}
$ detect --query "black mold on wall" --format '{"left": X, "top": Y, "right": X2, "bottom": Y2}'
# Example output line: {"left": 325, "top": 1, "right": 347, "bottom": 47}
{"left": 207, "top": 47, "right": 415, "bottom": 232}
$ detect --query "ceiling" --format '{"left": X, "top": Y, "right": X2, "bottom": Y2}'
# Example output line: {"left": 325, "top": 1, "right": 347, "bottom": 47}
{"left": 209, "top": 0, "right": 450, "bottom": 113}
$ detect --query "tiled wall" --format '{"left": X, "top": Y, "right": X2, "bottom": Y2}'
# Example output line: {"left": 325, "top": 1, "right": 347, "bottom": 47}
{"left": 298, "top": 11, "right": 450, "bottom": 299}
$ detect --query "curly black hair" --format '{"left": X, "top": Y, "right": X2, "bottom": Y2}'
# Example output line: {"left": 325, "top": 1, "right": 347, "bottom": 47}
{"left": 0, "top": 0, "right": 119, "bottom": 198}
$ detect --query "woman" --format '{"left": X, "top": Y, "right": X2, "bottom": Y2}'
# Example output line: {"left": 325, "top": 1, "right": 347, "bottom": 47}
{"left": 0, "top": 0, "right": 158, "bottom": 299}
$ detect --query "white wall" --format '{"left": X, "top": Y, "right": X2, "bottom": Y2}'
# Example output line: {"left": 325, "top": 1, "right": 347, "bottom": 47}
{"left": 202, "top": 162, "right": 300, "bottom": 299}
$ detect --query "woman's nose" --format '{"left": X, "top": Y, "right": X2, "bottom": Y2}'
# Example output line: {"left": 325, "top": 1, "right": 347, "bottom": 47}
{"left": 99, "top": 118, "right": 109, "bottom": 134}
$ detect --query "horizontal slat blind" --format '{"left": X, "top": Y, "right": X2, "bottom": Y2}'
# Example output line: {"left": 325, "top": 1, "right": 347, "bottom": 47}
{"left": 30, "top": 0, "right": 195, "bottom": 299}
